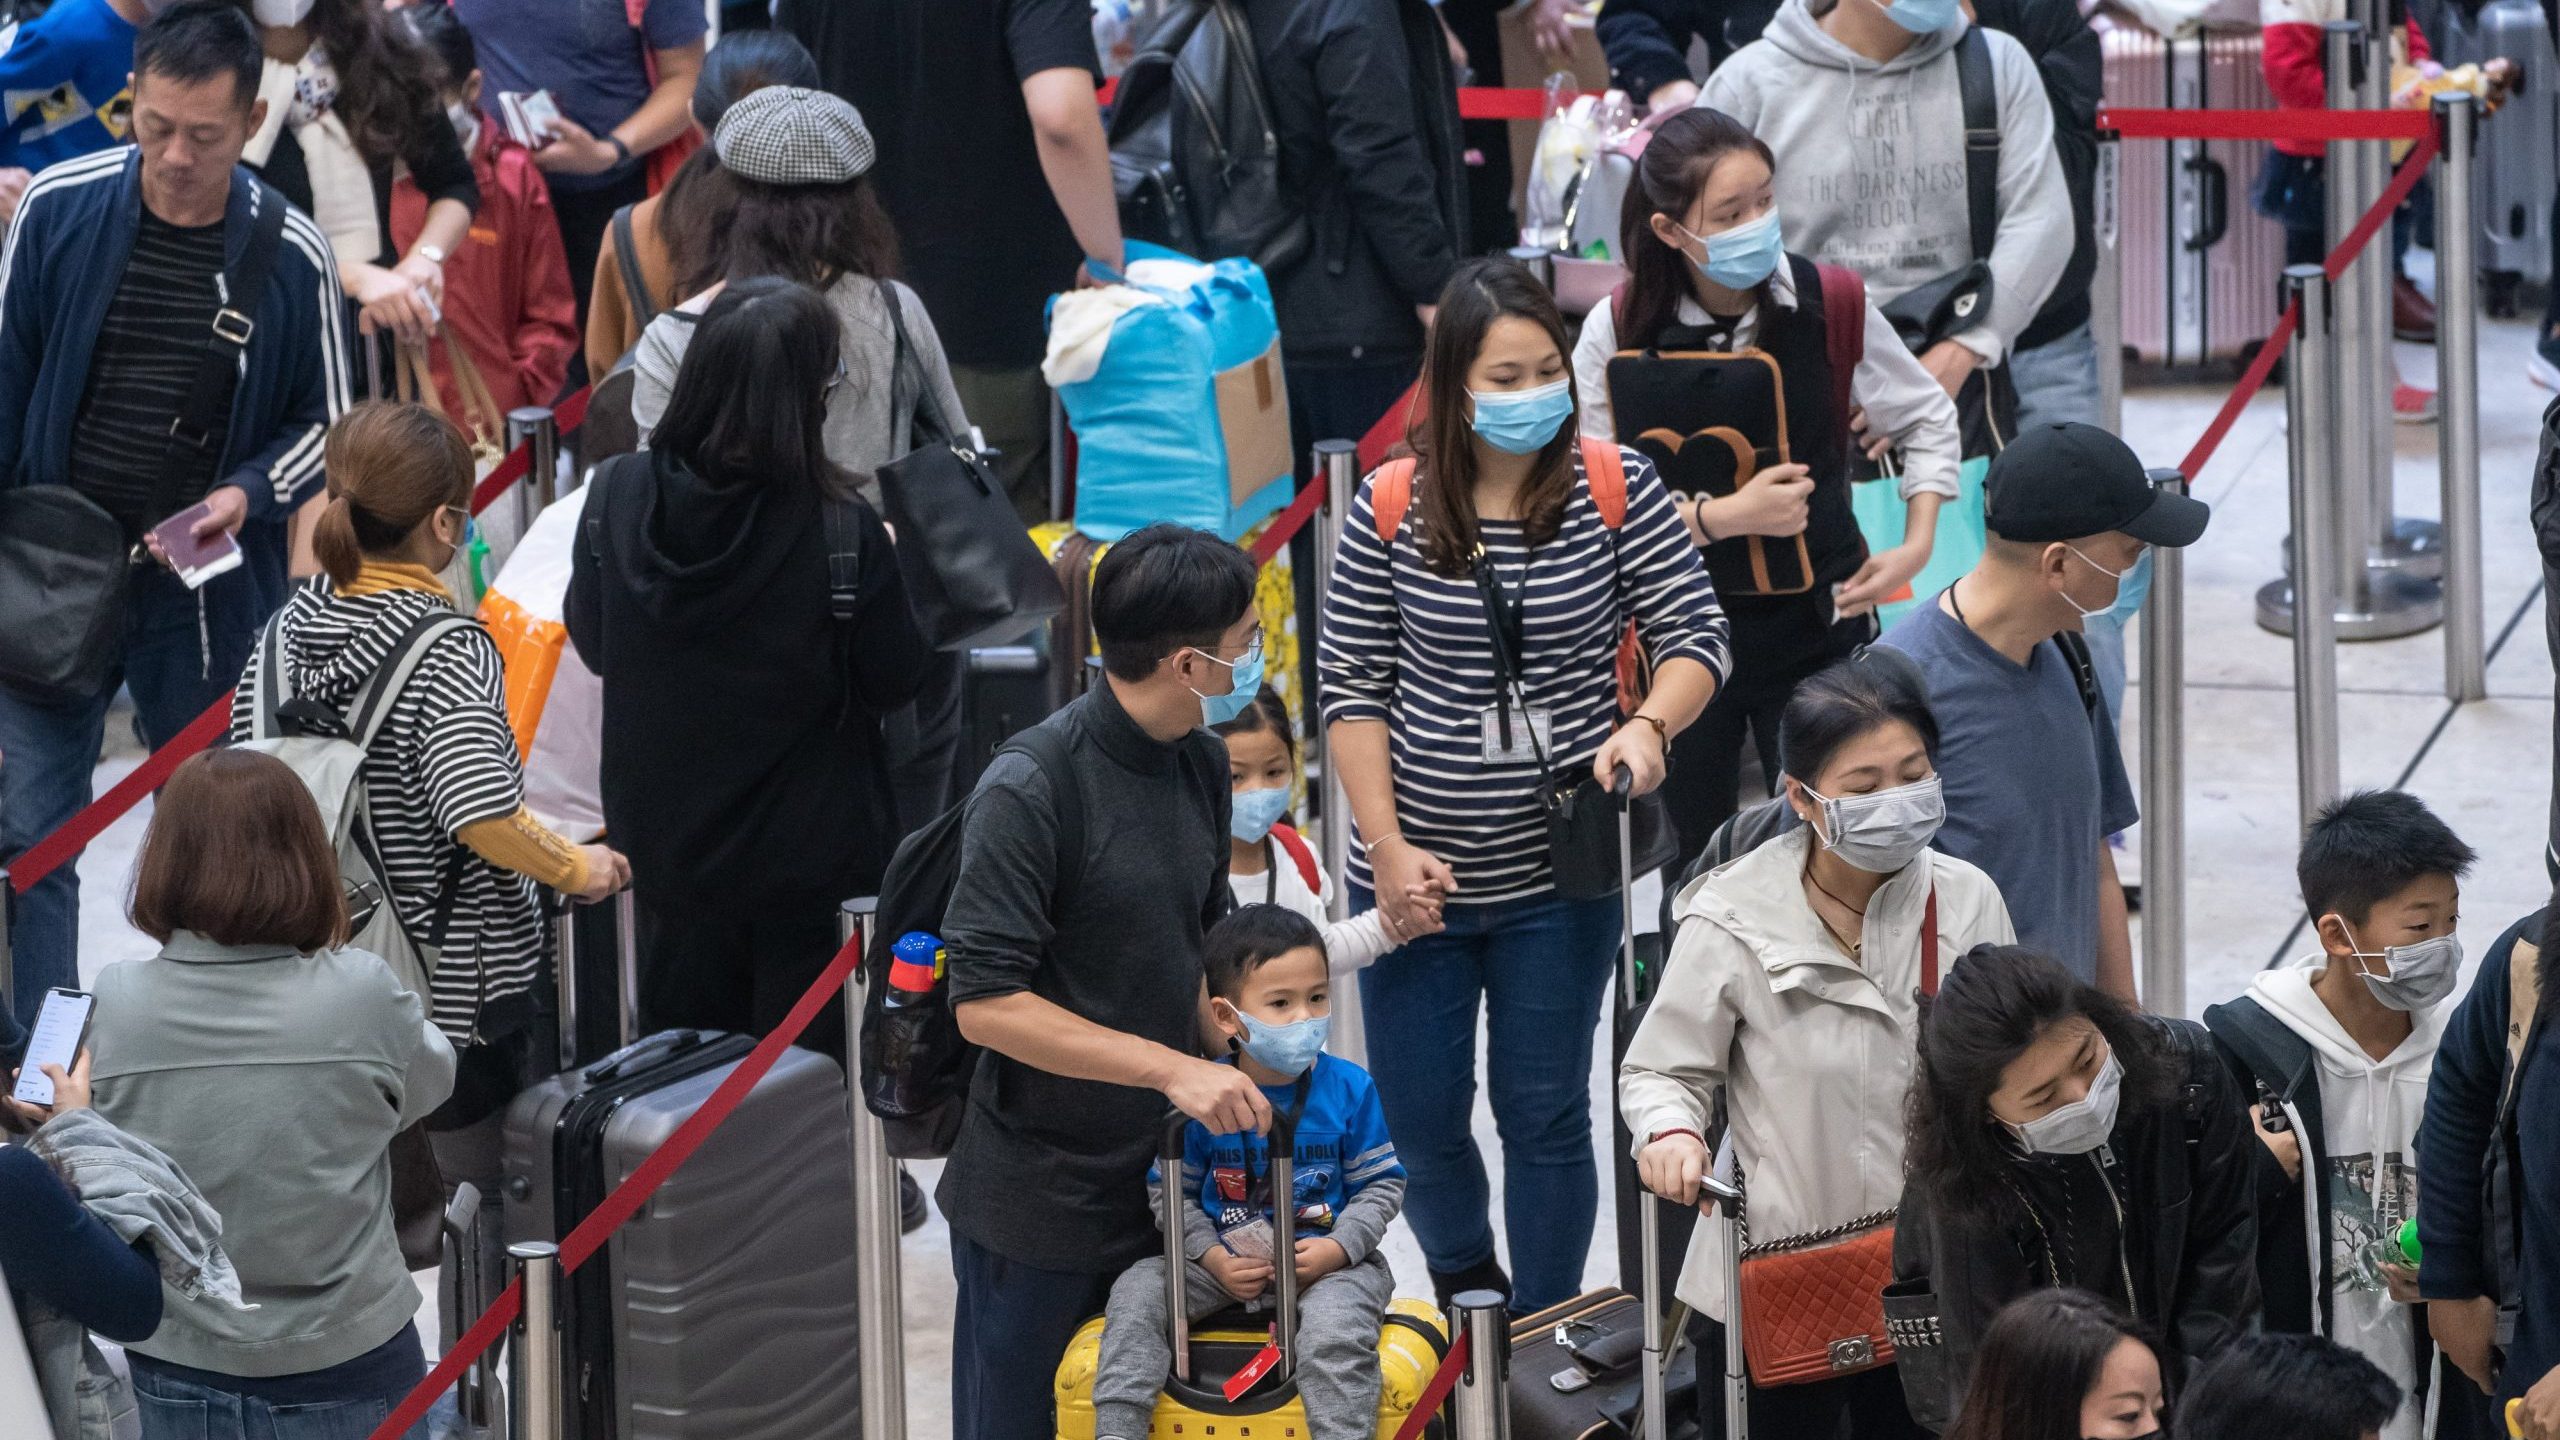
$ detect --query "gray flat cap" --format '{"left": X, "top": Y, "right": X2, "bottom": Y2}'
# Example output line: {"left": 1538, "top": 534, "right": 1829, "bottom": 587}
{"left": 714, "top": 85, "right": 876, "bottom": 185}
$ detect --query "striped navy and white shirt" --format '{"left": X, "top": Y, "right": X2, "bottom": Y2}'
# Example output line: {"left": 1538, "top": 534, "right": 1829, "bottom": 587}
{"left": 230, "top": 581, "right": 543, "bottom": 1044}
{"left": 1318, "top": 444, "right": 1730, "bottom": 903}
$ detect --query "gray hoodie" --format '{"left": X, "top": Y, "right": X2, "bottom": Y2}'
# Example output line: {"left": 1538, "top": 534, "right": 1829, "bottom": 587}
{"left": 1699, "top": 2, "right": 2072, "bottom": 364}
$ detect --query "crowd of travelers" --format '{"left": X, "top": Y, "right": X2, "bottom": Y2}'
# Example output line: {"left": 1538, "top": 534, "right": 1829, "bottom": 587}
{"left": 0, "top": 1, "right": 2550, "bottom": 1439}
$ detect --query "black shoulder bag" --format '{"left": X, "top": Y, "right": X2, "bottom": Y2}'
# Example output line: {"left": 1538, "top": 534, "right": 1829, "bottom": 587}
{"left": 0, "top": 190, "right": 287, "bottom": 703}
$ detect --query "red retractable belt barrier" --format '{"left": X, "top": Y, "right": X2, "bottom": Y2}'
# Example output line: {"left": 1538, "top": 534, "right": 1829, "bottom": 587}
{"left": 2099, "top": 105, "right": 2433, "bottom": 141}
{"left": 7, "top": 384, "right": 592, "bottom": 895}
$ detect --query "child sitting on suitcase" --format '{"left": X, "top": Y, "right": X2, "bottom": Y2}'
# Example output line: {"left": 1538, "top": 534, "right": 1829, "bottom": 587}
{"left": 1091, "top": 904, "right": 1405, "bottom": 1440}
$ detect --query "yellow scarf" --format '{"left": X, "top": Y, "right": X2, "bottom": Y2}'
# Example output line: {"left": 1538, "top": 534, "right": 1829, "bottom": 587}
{"left": 338, "top": 561, "right": 453, "bottom": 603}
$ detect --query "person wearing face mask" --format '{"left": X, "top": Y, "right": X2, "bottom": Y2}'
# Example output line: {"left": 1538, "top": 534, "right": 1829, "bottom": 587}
{"left": 1697, "top": 0, "right": 2070, "bottom": 471}
{"left": 1210, "top": 685, "right": 1444, "bottom": 974}
{"left": 1085, "top": 905, "right": 1406, "bottom": 1440}
{"left": 235, "top": 402, "right": 629, "bottom": 1310}
{"left": 1621, "top": 650, "right": 2011, "bottom": 1437}
{"left": 2205, "top": 790, "right": 2498, "bottom": 1440}
{"left": 386, "top": 3, "right": 575, "bottom": 426}
{"left": 1879, "top": 423, "right": 2209, "bottom": 1003}
{"left": 1572, "top": 104, "right": 1962, "bottom": 861}
{"left": 1942, "top": 1288, "right": 2167, "bottom": 1440}
{"left": 1893, "top": 945, "right": 2260, "bottom": 1432}
{"left": 1320, "top": 254, "right": 1728, "bottom": 1314}
{"left": 935, "top": 520, "right": 1269, "bottom": 1440}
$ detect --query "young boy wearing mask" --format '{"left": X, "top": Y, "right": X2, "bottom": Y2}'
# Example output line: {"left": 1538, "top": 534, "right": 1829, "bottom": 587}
{"left": 1087, "top": 904, "right": 1404, "bottom": 1440}
{"left": 2205, "top": 789, "right": 2494, "bottom": 1440}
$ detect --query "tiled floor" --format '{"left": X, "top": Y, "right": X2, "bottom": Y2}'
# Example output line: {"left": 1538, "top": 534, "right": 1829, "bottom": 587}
{"left": 64, "top": 288, "right": 2558, "bottom": 1439}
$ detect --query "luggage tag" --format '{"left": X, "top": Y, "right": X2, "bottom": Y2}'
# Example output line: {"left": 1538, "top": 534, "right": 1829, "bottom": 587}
{"left": 1479, "top": 703, "right": 1554, "bottom": 766}
{"left": 1224, "top": 1342, "right": 1283, "bottom": 1402}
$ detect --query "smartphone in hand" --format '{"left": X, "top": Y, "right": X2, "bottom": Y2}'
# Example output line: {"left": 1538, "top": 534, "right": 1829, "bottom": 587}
{"left": 12, "top": 987, "right": 93, "bottom": 1108}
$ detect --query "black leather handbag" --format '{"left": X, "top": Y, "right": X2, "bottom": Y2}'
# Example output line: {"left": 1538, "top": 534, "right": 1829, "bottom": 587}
{"left": 0, "top": 485, "right": 128, "bottom": 703}
{"left": 877, "top": 281, "right": 1066, "bottom": 651}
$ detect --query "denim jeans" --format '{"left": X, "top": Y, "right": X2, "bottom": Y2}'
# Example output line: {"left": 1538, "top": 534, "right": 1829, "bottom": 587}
{"left": 949, "top": 1228, "right": 1116, "bottom": 1440}
{"left": 1353, "top": 884, "right": 1621, "bottom": 1312}
{"left": 133, "top": 1358, "right": 428, "bottom": 1440}
{"left": 0, "top": 562, "right": 263, "bottom": 1024}
{"left": 2007, "top": 321, "right": 2102, "bottom": 431}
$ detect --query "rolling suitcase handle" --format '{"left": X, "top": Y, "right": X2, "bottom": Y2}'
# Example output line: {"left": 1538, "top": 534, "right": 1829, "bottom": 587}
{"left": 1159, "top": 1108, "right": 1304, "bottom": 1386}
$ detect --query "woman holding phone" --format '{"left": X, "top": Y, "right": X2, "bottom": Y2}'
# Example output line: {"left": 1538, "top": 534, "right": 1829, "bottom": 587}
{"left": 1571, "top": 106, "right": 1962, "bottom": 860}
{"left": 1318, "top": 255, "right": 1728, "bottom": 1313}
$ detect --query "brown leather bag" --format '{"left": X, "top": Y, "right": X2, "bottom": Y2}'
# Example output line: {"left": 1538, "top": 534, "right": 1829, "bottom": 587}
{"left": 1733, "top": 888, "right": 1939, "bottom": 1386}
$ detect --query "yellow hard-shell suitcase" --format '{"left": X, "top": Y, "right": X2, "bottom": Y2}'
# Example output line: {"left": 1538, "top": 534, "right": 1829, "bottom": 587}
{"left": 1053, "top": 1115, "right": 1451, "bottom": 1439}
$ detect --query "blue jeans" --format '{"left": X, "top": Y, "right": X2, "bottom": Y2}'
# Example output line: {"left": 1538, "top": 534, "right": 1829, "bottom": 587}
{"left": 133, "top": 1356, "right": 428, "bottom": 1440}
{"left": 0, "top": 562, "right": 263, "bottom": 1024}
{"left": 2007, "top": 320, "right": 2102, "bottom": 431}
{"left": 949, "top": 1228, "right": 1116, "bottom": 1440}
{"left": 1353, "top": 884, "right": 1621, "bottom": 1313}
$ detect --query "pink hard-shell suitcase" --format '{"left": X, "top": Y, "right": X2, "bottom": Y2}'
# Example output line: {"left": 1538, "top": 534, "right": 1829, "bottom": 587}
{"left": 2103, "top": 26, "right": 2290, "bottom": 366}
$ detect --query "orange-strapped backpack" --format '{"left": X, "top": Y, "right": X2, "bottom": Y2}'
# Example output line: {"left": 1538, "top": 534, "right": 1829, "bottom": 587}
{"left": 1367, "top": 434, "right": 1652, "bottom": 713}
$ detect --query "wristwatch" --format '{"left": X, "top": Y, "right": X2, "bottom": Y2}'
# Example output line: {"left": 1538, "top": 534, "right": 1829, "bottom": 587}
{"left": 606, "top": 133, "right": 633, "bottom": 167}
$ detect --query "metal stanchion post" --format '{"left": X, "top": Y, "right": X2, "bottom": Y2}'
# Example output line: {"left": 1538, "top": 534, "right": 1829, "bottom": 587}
{"left": 1310, "top": 438, "right": 1367, "bottom": 1064}
{"left": 2093, "top": 133, "right": 2125, "bottom": 435}
{"left": 2434, "top": 92, "right": 2488, "bottom": 702}
{"left": 837, "top": 900, "right": 907, "bottom": 1440}
{"left": 613, "top": 889, "right": 638, "bottom": 1047}
{"left": 506, "top": 407, "right": 561, "bottom": 534}
{"left": 2356, "top": 0, "right": 2440, "bottom": 578}
{"left": 2282, "top": 267, "right": 2345, "bottom": 829}
{"left": 508, "top": 1241, "right": 563, "bottom": 1440}
{"left": 2321, "top": 21, "right": 2378, "bottom": 594}
{"left": 1447, "top": 1292, "right": 1511, "bottom": 1440}
{"left": 2139, "top": 468, "right": 2187, "bottom": 1017}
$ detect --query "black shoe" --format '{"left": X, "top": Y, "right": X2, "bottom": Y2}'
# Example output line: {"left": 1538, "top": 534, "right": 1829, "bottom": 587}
{"left": 1429, "top": 1254, "right": 1512, "bottom": 1313}
{"left": 899, "top": 1167, "right": 929, "bottom": 1234}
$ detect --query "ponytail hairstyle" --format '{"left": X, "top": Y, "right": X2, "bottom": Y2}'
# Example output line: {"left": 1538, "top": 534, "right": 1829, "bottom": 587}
{"left": 312, "top": 401, "right": 475, "bottom": 588}
{"left": 1615, "top": 106, "right": 1780, "bottom": 350}
{"left": 1410, "top": 256, "right": 1579, "bottom": 578}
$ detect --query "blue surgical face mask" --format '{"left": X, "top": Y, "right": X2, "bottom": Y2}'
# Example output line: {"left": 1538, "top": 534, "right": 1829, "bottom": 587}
{"left": 1187, "top": 638, "right": 1265, "bottom": 727}
{"left": 1880, "top": 0, "right": 1965, "bottom": 32}
{"left": 1468, "top": 377, "right": 1573, "bottom": 455}
{"left": 1232, "top": 1007, "right": 1331, "bottom": 1078}
{"left": 1230, "top": 783, "right": 1294, "bottom": 845}
{"left": 1681, "top": 210, "right": 1785, "bottom": 290}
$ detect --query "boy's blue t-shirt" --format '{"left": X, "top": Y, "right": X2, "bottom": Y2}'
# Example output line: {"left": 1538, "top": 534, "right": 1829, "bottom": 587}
{"left": 1153, "top": 1053, "right": 1402, "bottom": 1238}
{"left": 0, "top": 0, "right": 136, "bottom": 173}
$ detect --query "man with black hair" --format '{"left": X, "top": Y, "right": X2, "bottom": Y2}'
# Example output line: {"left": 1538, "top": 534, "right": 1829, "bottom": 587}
{"left": 2207, "top": 790, "right": 2492, "bottom": 1440}
{"left": 2179, "top": 1332, "right": 2404, "bottom": 1440}
{"left": 940, "top": 523, "right": 1272, "bottom": 1439}
{"left": 0, "top": 0, "right": 344, "bottom": 1034}
{"left": 1880, "top": 422, "right": 2209, "bottom": 1001}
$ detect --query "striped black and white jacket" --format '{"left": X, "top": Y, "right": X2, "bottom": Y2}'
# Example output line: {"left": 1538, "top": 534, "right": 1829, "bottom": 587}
{"left": 0, "top": 147, "right": 347, "bottom": 524}
{"left": 230, "top": 580, "right": 543, "bottom": 1046}
{"left": 1317, "top": 443, "right": 1730, "bottom": 904}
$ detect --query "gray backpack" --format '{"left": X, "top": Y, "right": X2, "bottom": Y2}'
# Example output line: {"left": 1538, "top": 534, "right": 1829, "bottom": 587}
{"left": 236, "top": 606, "right": 478, "bottom": 1001}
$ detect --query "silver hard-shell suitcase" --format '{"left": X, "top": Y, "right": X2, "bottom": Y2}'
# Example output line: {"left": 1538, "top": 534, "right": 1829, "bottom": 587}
{"left": 2439, "top": 0, "right": 2558, "bottom": 310}
{"left": 502, "top": 1030, "right": 862, "bottom": 1439}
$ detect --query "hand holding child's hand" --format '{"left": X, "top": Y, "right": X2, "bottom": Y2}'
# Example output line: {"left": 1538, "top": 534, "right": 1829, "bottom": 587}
{"left": 1203, "top": 1245, "right": 1272, "bottom": 1303}
{"left": 1292, "top": 1236, "right": 1349, "bottom": 1288}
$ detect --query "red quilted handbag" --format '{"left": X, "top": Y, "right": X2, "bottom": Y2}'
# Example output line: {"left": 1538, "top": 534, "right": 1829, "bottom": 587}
{"left": 1735, "top": 1210, "right": 1898, "bottom": 1386}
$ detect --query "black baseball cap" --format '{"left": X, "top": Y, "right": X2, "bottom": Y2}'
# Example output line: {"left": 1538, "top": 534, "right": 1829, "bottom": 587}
{"left": 1983, "top": 422, "right": 2211, "bottom": 548}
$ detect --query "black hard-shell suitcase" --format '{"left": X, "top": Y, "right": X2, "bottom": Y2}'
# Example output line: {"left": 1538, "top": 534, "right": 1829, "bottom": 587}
{"left": 501, "top": 1030, "right": 862, "bottom": 1439}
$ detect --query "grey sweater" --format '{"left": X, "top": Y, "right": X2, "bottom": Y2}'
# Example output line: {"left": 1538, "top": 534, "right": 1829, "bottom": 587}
{"left": 1699, "top": 1, "right": 2072, "bottom": 365}
{"left": 89, "top": 932, "right": 457, "bottom": 1377}
{"left": 629, "top": 274, "right": 972, "bottom": 503}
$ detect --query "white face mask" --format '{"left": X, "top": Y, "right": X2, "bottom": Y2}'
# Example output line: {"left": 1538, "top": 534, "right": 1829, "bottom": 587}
{"left": 251, "top": 0, "right": 317, "bottom": 25}
{"left": 1800, "top": 775, "right": 1944, "bottom": 874}
{"left": 2339, "top": 921, "right": 2463, "bottom": 1011}
{"left": 2005, "top": 1051, "right": 2123, "bottom": 1157}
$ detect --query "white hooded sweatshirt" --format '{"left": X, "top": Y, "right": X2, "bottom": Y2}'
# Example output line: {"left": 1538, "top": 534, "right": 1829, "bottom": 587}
{"left": 2250, "top": 956, "right": 2446, "bottom": 1440}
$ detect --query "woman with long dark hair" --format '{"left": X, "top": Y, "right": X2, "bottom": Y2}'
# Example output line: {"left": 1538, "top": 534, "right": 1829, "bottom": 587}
{"left": 1943, "top": 1288, "right": 2167, "bottom": 1440}
{"left": 568, "top": 277, "right": 924, "bottom": 1062}
{"left": 1571, "top": 106, "right": 1961, "bottom": 860}
{"left": 1318, "top": 255, "right": 1728, "bottom": 1313}
{"left": 1620, "top": 650, "right": 2010, "bottom": 1436}
{"left": 248, "top": 0, "right": 478, "bottom": 347}
{"left": 1892, "top": 945, "right": 2259, "bottom": 1430}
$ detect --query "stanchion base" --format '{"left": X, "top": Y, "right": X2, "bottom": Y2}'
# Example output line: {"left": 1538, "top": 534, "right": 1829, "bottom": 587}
{"left": 2255, "top": 572, "right": 2444, "bottom": 640}
{"left": 2369, "top": 516, "right": 2444, "bottom": 579}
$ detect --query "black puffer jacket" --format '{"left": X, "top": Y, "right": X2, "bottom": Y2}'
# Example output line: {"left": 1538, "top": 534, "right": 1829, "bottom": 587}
{"left": 1890, "top": 1017, "right": 2262, "bottom": 1432}
{"left": 1241, "top": 0, "right": 1468, "bottom": 356}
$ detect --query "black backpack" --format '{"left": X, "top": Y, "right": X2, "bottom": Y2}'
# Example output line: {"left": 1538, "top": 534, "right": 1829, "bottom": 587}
{"left": 1657, "top": 633, "right": 2099, "bottom": 938}
{"left": 1106, "top": 0, "right": 1309, "bottom": 274}
{"left": 857, "top": 724, "right": 1084, "bottom": 1159}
